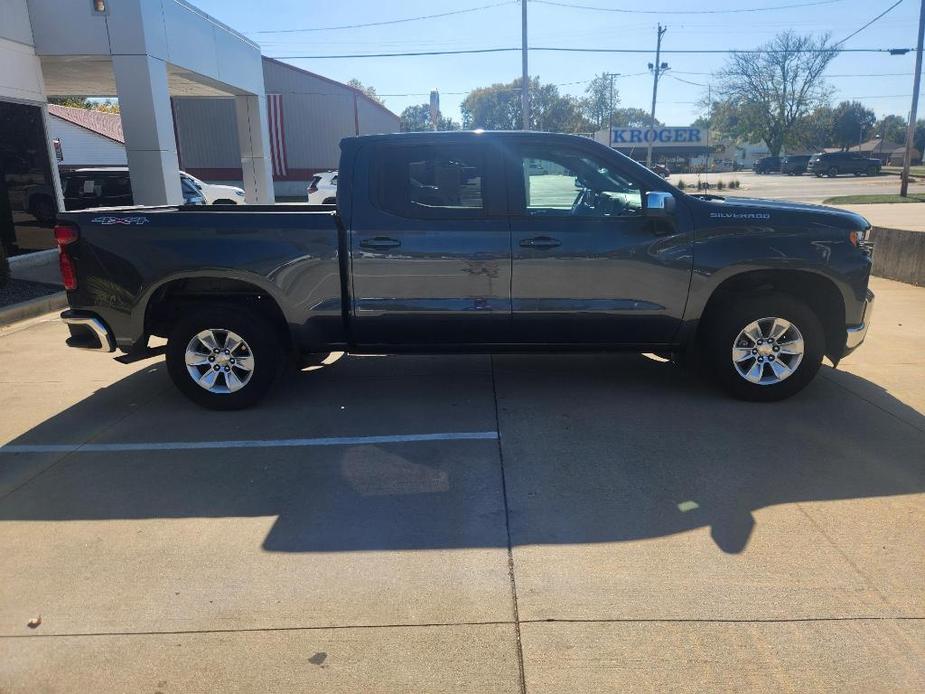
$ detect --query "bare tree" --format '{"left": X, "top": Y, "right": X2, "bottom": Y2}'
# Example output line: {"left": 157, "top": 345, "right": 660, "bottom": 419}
{"left": 714, "top": 32, "right": 838, "bottom": 156}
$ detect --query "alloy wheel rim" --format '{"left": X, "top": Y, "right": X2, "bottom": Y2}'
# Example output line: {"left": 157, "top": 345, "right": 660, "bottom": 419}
{"left": 184, "top": 329, "right": 254, "bottom": 394}
{"left": 731, "top": 317, "right": 804, "bottom": 386}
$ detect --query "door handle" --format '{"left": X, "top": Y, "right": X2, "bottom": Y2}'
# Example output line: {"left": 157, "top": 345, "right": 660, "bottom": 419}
{"left": 519, "top": 236, "right": 561, "bottom": 249}
{"left": 360, "top": 236, "right": 401, "bottom": 250}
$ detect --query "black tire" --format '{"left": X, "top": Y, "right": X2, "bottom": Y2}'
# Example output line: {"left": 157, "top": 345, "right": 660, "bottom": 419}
{"left": 827, "top": 167, "right": 839, "bottom": 178}
{"left": 701, "top": 292, "right": 824, "bottom": 402}
{"left": 166, "top": 304, "right": 283, "bottom": 410}
{"left": 212, "top": 199, "right": 237, "bottom": 205}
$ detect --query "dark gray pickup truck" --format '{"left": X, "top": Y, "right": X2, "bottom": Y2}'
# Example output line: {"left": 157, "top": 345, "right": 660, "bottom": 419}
{"left": 55, "top": 131, "right": 875, "bottom": 409}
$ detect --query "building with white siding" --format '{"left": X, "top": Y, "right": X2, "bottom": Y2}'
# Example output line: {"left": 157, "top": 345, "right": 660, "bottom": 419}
{"left": 47, "top": 104, "right": 127, "bottom": 168}
{"left": 173, "top": 57, "right": 400, "bottom": 197}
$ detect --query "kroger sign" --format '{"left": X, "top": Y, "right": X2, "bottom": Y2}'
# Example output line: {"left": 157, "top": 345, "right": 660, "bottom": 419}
{"left": 611, "top": 127, "right": 709, "bottom": 147}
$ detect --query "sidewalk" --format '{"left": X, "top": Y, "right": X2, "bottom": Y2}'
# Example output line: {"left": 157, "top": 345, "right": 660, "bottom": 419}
{"left": 832, "top": 203, "right": 925, "bottom": 232}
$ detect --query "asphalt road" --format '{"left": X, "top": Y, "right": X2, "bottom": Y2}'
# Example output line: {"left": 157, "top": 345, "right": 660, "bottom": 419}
{"left": 0, "top": 277, "right": 923, "bottom": 692}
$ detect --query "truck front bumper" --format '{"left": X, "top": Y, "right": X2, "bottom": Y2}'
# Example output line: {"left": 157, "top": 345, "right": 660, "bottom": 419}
{"left": 843, "top": 289, "right": 875, "bottom": 356}
{"left": 61, "top": 310, "right": 116, "bottom": 353}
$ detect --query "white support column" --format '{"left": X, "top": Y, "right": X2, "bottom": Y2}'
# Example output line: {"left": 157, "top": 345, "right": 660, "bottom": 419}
{"left": 234, "top": 94, "right": 275, "bottom": 204}
{"left": 112, "top": 54, "right": 182, "bottom": 206}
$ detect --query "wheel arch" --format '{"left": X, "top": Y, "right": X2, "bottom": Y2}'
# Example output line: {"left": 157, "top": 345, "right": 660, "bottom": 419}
{"left": 141, "top": 273, "right": 295, "bottom": 352}
{"left": 694, "top": 268, "right": 847, "bottom": 362}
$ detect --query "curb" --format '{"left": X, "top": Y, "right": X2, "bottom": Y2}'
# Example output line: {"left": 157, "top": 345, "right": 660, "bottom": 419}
{"left": 0, "top": 292, "right": 68, "bottom": 328}
{"left": 9, "top": 248, "right": 58, "bottom": 270}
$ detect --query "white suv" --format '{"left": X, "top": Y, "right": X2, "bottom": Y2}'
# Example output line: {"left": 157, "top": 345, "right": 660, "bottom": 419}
{"left": 181, "top": 172, "right": 246, "bottom": 205}
{"left": 307, "top": 171, "right": 338, "bottom": 204}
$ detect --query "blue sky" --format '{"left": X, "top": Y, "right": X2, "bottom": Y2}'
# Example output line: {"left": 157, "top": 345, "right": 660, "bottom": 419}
{"left": 193, "top": 0, "right": 923, "bottom": 127}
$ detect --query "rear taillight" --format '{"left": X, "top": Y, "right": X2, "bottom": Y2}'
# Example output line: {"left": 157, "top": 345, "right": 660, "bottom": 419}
{"left": 55, "top": 223, "right": 78, "bottom": 291}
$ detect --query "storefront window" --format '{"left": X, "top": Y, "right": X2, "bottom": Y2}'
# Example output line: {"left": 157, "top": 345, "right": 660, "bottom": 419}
{"left": 0, "top": 102, "right": 57, "bottom": 255}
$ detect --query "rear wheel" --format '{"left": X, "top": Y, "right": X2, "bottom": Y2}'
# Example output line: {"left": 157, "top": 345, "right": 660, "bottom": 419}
{"left": 702, "top": 293, "right": 824, "bottom": 402}
{"left": 867, "top": 166, "right": 879, "bottom": 176}
{"left": 166, "top": 305, "right": 283, "bottom": 410}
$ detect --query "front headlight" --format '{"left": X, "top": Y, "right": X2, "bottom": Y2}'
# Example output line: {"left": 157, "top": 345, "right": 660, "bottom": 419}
{"left": 234, "top": 189, "right": 245, "bottom": 197}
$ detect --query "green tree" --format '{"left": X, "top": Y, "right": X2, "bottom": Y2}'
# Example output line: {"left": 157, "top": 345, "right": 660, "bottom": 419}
{"left": 713, "top": 31, "right": 838, "bottom": 156}
{"left": 461, "top": 77, "right": 588, "bottom": 132}
{"left": 48, "top": 96, "right": 92, "bottom": 109}
{"left": 581, "top": 73, "right": 620, "bottom": 130}
{"left": 47, "top": 96, "right": 119, "bottom": 112}
{"left": 347, "top": 79, "right": 383, "bottom": 105}
{"left": 612, "top": 107, "right": 660, "bottom": 128}
{"left": 916, "top": 120, "right": 925, "bottom": 157}
{"left": 399, "top": 104, "right": 460, "bottom": 132}
{"left": 875, "top": 114, "right": 908, "bottom": 144}
{"left": 790, "top": 105, "right": 835, "bottom": 151}
{"left": 831, "top": 100, "right": 876, "bottom": 149}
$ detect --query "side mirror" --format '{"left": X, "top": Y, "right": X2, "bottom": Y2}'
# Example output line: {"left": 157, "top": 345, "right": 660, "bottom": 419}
{"left": 646, "top": 191, "right": 675, "bottom": 218}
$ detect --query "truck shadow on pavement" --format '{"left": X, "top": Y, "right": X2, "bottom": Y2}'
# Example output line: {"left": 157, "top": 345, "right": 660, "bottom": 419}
{"left": 1, "top": 353, "right": 923, "bottom": 555}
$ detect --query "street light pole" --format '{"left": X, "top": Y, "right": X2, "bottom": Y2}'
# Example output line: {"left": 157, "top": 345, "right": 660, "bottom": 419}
{"left": 521, "top": 0, "right": 530, "bottom": 130}
{"left": 647, "top": 24, "right": 668, "bottom": 167}
{"left": 900, "top": 0, "right": 924, "bottom": 197}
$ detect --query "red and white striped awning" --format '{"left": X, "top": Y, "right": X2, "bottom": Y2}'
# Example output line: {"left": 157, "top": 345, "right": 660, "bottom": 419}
{"left": 267, "top": 93, "right": 288, "bottom": 177}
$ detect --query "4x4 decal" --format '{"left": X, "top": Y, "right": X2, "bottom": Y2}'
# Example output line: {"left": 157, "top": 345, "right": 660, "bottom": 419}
{"left": 90, "top": 216, "right": 150, "bottom": 225}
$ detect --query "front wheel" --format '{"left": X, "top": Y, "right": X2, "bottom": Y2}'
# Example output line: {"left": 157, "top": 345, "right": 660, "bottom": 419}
{"left": 827, "top": 167, "right": 839, "bottom": 178}
{"left": 702, "top": 293, "right": 824, "bottom": 402}
{"left": 166, "top": 305, "right": 283, "bottom": 409}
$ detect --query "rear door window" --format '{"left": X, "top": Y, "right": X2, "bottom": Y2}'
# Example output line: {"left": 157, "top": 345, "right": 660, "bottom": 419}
{"left": 376, "top": 144, "right": 486, "bottom": 218}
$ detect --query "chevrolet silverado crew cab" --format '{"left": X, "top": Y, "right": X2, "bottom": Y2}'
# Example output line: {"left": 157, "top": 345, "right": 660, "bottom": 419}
{"left": 55, "top": 131, "right": 875, "bottom": 409}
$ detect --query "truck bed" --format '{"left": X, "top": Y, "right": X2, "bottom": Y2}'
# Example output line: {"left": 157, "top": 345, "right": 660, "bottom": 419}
{"left": 57, "top": 206, "right": 345, "bottom": 352}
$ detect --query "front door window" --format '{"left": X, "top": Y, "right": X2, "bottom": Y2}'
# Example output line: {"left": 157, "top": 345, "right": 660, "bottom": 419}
{"left": 521, "top": 149, "right": 643, "bottom": 218}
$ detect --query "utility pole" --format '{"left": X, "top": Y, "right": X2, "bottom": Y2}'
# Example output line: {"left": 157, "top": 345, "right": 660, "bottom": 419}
{"left": 607, "top": 73, "right": 620, "bottom": 148}
{"left": 646, "top": 24, "right": 668, "bottom": 167}
{"left": 900, "top": 0, "right": 924, "bottom": 197}
{"left": 521, "top": 0, "right": 530, "bottom": 130}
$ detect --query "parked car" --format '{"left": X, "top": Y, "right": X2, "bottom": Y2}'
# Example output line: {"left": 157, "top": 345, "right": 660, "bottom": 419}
{"left": 781, "top": 155, "right": 811, "bottom": 175}
{"left": 307, "top": 171, "right": 337, "bottom": 204}
{"left": 56, "top": 131, "right": 874, "bottom": 409}
{"left": 60, "top": 168, "right": 205, "bottom": 210}
{"left": 752, "top": 156, "right": 781, "bottom": 174}
{"left": 807, "top": 152, "right": 881, "bottom": 177}
{"left": 180, "top": 172, "right": 245, "bottom": 204}
{"left": 650, "top": 163, "right": 671, "bottom": 178}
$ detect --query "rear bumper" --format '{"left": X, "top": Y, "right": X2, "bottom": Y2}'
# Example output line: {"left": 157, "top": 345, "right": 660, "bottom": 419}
{"left": 61, "top": 310, "right": 116, "bottom": 353}
{"left": 843, "top": 289, "right": 875, "bottom": 356}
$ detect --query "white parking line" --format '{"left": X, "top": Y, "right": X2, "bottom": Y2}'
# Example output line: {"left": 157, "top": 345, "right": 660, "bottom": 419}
{"left": 0, "top": 431, "right": 499, "bottom": 455}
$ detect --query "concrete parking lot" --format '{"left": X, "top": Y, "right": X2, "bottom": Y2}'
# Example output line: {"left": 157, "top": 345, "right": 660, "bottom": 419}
{"left": 0, "top": 277, "right": 923, "bottom": 692}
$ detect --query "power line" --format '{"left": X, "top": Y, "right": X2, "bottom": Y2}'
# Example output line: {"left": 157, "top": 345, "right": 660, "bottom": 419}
{"left": 531, "top": 0, "right": 853, "bottom": 15}
{"left": 836, "top": 0, "right": 906, "bottom": 45}
{"left": 250, "top": 1, "right": 515, "bottom": 34}
{"left": 667, "top": 74, "right": 708, "bottom": 87}
{"left": 672, "top": 70, "right": 917, "bottom": 76}
{"left": 272, "top": 46, "right": 914, "bottom": 59}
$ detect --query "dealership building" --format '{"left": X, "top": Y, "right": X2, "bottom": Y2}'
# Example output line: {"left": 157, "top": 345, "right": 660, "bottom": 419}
{"left": 1, "top": 0, "right": 398, "bottom": 255}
